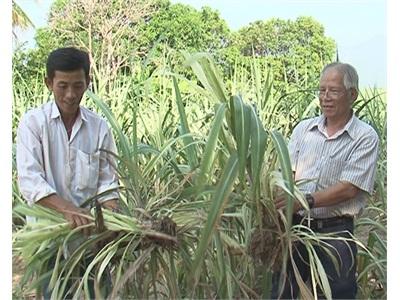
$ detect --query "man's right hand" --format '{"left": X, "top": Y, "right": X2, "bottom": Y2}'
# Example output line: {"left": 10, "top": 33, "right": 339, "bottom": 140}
{"left": 274, "top": 187, "right": 302, "bottom": 213}
{"left": 37, "top": 194, "right": 93, "bottom": 236}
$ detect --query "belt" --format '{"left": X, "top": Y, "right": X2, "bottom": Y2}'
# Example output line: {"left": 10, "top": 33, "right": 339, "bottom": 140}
{"left": 293, "top": 214, "right": 353, "bottom": 231}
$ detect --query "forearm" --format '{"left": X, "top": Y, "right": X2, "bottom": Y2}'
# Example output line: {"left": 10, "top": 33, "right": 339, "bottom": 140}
{"left": 37, "top": 193, "right": 77, "bottom": 213}
{"left": 37, "top": 194, "right": 92, "bottom": 234}
{"left": 101, "top": 199, "right": 119, "bottom": 210}
{"left": 312, "top": 181, "right": 360, "bottom": 208}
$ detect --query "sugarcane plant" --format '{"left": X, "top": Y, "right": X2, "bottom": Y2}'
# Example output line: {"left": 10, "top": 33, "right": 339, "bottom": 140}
{"left": 12, "top": 52, "right": 384, "bottom": 299}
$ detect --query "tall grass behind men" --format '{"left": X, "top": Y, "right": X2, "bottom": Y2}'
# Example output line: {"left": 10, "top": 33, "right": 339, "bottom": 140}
{"left": 273, "top": 62, "right": 379, "bottom": 299}
{"left": 16, "top": 47, "right": 119, "bottom": 241}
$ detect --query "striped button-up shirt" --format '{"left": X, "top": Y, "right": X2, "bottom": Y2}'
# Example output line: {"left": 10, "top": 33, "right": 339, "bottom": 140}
{"left": 288, "top": 113, "right": 379, "bottom": 218}
{"left": 16, "top": 101, "right": 119, "bottom": 208}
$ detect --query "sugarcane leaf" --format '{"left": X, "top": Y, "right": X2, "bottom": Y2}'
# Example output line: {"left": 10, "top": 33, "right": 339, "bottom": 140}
{"left": 231, "top": 95, "right": 251, "bottom": 182}
{"left": 173, "top": 75, "right": 198, "bottom": 169}
{"left": 196, "top": 103, "right": 226, "bottom": 187}
{"left": 191, "top": 152, "right": 239, "bottom": 283}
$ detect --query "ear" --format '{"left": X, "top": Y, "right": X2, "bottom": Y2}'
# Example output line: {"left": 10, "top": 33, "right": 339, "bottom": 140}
{"left": 85, "top": 76, "right": 91, "bottom": 88}
{"left": 350, "top": 88, "right": 358, "bottom": 103}
{"left": 45, "top": 77, "right": 52, "bottom": 91}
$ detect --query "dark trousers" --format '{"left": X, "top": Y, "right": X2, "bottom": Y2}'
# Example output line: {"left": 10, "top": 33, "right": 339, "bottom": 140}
{"left": 271, "top": 216, "right": 357, "bottom": 299}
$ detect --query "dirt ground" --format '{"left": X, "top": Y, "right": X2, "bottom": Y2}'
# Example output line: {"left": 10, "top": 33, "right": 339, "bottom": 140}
{"left": 12, "top": 255, "right": 35, "bottom": 300}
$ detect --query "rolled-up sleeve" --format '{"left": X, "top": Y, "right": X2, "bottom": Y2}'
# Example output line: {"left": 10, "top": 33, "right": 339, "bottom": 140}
{"left": 340, "top": 129, "right": 379, "bottom": 194}
{"left": 16, "top": 115, "right": 56, "bottom": 205}
{"left": 96, "top": 126, "right": 119, "bottom": 203}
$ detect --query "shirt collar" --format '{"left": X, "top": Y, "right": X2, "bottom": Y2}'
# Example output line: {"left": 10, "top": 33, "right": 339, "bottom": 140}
{"left": 50, "top": 101, "right": 87, "bottom": 122}
{"left": 50, "top": 101, "right": 61, "bottom": 119}
{"left": 308, "top": 112, "right": 357, "bottom": 140}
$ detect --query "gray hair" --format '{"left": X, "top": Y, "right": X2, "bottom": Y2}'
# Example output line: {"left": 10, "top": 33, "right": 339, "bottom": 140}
{"left": 321, "top": 62, "right": 359, "bottom": 91}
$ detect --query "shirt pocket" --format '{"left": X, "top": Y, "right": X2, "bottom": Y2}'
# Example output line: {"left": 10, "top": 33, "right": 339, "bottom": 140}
{"left": 76, "top": 149, "right": 100, "bottom": 190}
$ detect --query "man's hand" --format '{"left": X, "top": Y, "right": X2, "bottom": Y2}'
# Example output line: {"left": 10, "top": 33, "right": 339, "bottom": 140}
{"left": 274, "top": 188, "right": 302, "bottom": 213}
{"left": 61, "top": 203, "right": 92, "bottom": 236}
{"left": 38, "top": 194, "right": 92, "bottom": 236}
{"left": 101, "top": 199, "right": 119, "bottom": 211}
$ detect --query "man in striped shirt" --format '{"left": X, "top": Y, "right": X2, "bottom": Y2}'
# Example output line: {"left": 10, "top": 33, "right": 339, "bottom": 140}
{"left": 273, "top": 62, "right": 379, "bottom": 299}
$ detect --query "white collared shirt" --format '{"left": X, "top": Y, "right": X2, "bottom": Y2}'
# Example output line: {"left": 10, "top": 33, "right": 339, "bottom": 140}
{"left": 288, "top": 113, "right": 379, "bottom": 218}
{"left": 16, "top": 101, "right": 119, "bottom": 207}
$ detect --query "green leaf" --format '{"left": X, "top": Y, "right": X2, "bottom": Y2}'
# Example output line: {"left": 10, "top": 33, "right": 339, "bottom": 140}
{"left": 249, "top": 105, "right": 268, "bottom": 225}
{"left": 196, "top": 103, "right": 226, "bottom": 187}
{"left": 191, "top": 152, "right": 239, "bottom": 284}
{"left": 173, "top": 75, "right": 198, "bottom": 170}
{"left": 230, "top": 95, "right": 251, "bottom": 182}
{"left": 86, "top": 90, "right": 143, "bottom": 204}
{"left": 182, "top": 51, "right": 228, "bottom": 103}
{"left": 270, "top": 130, "right": 295, "bottom": 227}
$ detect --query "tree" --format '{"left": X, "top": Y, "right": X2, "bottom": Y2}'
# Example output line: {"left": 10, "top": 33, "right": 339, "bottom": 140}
{"left": 229, "top": 16, "right": 336, "bottom": 89}
{"left": 14, "top": 2, "right": 334, "bottom": 97}
{"left": 12, "top": 0, "right": 35, "bottom": 39}
{"left": 28, "top": 0, "right": 160, "bottom": 94}
{"left": 135, "top": 3, "right": 231, "bottom": 54}
{"left": 133, "top": 2, "right": 232, "bottom": 79}
{"left": 28, "top": 0, "right": 231, "bottom": 93}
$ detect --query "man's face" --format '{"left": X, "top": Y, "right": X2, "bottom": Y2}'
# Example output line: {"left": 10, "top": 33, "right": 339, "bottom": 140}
{"left": 318, "top": 69, "right": 357, "bottom": 121}
{"left": 45, "top": 69, "right": 89, "bottom": 117}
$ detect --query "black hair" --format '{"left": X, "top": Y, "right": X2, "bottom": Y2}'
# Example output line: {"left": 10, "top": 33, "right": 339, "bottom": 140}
{"left": 46, "top": 47, "right": 90, "bottom": 81}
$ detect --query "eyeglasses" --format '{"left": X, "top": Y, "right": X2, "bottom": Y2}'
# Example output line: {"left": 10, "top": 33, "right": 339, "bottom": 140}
{"left": 317, "top": 89, "right": 347, "bottom": 98}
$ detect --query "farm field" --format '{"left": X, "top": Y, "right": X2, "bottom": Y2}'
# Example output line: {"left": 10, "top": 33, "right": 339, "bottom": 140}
{"left": 12, "top": 1, "right": 386, "bottom": 299}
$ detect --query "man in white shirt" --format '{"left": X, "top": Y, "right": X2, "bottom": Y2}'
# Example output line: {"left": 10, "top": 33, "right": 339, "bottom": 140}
{"left": 16, "top": 47, "right": 119, "bottom": 237}
{"left": 17, "top": 47, "right": 120, "bottom": 298}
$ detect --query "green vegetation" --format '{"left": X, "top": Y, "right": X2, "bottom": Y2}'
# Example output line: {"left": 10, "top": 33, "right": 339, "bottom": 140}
{"left": 12, "top": 1, "right": 386, "bottom": 299}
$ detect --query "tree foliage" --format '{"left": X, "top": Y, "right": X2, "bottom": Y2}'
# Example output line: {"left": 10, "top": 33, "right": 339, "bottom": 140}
{"left": 229, "top": 17, "right": 336, "bottom": 88}
{"left": 12, "top": 0, "right": 35, "bottom": 36}
{"left": 136, "top": 3, "right": 231, "bottom": 54}
{"left": 17, "top": 0, "right": 158, "bottom": 94}
{"left": 13, "top": 1, "right": 336, "bottom": 97}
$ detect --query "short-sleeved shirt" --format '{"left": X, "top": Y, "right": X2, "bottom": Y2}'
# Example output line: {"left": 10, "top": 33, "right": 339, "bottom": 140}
{"left": 288, "top": 113, "right": 379, "bottom": 218}
{"left": 16, "top": 101, "right": 119, "bottom": 207}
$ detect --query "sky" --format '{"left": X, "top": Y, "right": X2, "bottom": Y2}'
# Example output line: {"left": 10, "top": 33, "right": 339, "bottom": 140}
{"left": 15, "top": 0, "right": 386, "bottom": 88}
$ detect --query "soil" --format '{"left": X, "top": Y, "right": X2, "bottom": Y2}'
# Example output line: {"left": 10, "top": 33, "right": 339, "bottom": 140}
{"left": 12, "top": 255, "right": 35, "bottom": 300}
